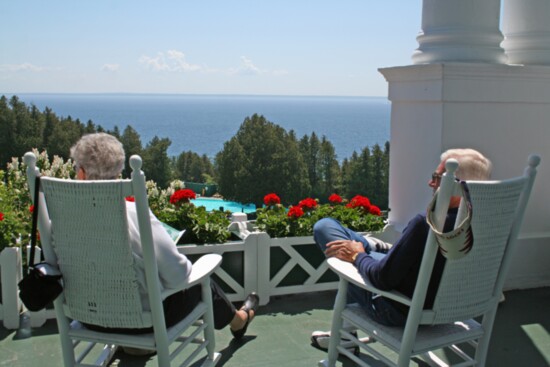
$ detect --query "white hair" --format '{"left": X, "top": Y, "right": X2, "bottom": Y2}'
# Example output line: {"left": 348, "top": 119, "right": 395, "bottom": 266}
{"left": 70, "top": 133, "right": 125, "bottom": 180}
{"left": 440, "top": 148, "right": 492, "bottom": 180}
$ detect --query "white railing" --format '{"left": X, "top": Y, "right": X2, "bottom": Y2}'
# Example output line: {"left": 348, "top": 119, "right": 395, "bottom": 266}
{"left": 177, "top": 231, "right": 340, "bottom": 306}
{"left": 0, "top": 247, "right": 22, "bottom": 329}
{"left": 0, "top": 247, "right": 56, "bottom": 329}
{"left": 1, "top": 224, "right": 399, "bottom": 328}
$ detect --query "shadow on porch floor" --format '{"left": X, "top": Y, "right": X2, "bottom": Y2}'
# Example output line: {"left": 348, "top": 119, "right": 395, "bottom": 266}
{"left": 0, "top": 287, "right": 548, "bottom": 366}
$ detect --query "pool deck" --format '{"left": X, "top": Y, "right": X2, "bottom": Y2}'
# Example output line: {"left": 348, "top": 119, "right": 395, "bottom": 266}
{"left": 1, "top": 287, "right": 549, "bottom": 366}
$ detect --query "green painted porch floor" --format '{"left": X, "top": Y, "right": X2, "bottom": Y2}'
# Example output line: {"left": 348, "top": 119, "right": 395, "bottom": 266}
{"left": 1, "top": 287, "right": 549, "bottom": 367}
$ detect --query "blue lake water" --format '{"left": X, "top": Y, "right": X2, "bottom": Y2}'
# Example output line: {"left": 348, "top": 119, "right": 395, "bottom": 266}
{"left": 10, "top": 93, "right": 390, "bottom": 161}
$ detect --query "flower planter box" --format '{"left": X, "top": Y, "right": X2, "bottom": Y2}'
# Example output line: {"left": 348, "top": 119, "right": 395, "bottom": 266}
{"left": 177, "top": 231, "right": 338, "bottom": 306}
{"left": 250, "top": 223, "right": 400, "bottom": 305}
{"left": 177, "top": 233, "right": 259, "bottom": 304}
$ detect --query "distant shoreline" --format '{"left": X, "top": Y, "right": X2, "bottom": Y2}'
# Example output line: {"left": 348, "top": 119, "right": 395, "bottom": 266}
{"left": 3, "top": 92, "right": 388, "bottom": 99}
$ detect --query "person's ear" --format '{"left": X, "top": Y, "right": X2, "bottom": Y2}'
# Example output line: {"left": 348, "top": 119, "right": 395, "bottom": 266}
{"left": 77, "top": 167, "right": 87, "bottom": 180}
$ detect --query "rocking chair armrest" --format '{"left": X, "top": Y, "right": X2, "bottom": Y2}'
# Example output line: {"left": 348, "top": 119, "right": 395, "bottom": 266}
{"left": 160, "top": 254, "right": 223, "bottom": 299}
{"left": 186, "top": 253, "right": 223, "bottom": 288}
{"left": 327, "top": 257, "right": 412, "bottom": 307}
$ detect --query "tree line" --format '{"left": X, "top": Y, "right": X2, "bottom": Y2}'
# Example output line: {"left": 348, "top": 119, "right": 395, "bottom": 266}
{"left": 0, "top": 95, "right": 389, "bottom": 209}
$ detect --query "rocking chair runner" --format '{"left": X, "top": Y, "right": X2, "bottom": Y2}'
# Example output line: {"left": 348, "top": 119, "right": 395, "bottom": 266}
{"left": 24, "top": 152, "right": 221, "bottom": 367}
{"left": 319, "top": 155, "right": 540, "bottom": 367}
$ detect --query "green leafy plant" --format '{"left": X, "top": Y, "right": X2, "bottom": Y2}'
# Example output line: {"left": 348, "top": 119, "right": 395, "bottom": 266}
{"left": 1, "top": 151, "right": 384, "bottom": 249}
{"left": 154, "top": 189, "right": 232, "bottom": 244}
{"left": 256, "top": 193, "right": 386, "bottom": 238}
{"left": 0, "top": 174, "right": 28, "bottom": 251}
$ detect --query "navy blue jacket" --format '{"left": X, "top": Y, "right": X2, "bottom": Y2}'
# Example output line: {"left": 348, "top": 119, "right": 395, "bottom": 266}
{"left": 354, "top": 209, "right": 458, "bottom": 312}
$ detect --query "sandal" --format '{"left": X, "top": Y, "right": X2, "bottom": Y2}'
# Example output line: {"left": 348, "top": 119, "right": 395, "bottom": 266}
{"left": 311, "top": 330, "right": 367, "bottom": 356}
{"left": 231, "top": 292, "right": 259, "bottom": 339}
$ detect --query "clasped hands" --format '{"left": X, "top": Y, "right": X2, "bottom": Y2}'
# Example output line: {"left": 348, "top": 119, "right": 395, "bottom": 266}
{"left": 324, "top": 239, "right": 365, "bottom": 263}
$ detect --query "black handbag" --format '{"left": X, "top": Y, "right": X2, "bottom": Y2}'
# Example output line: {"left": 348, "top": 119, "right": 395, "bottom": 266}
{"left": 18, "top": 177, "right": 63, "bottom": 312}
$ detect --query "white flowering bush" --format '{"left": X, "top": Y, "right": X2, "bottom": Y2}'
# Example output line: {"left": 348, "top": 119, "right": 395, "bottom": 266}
{"left": 145, "top": 180, "right": 169, "bottom": 213}
{"left": 1, "top": 151, "right": 232, "bottom": 249}
{"left": 0, "top": 150, "right": 75, "bottom": 251}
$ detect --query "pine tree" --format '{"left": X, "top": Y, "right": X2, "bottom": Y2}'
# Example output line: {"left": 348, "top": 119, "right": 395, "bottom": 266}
{"left": 9, "top": 97, "right": 44, "bottom": 160}
{"left": 0, "top": 96, "right": 16, "bottom": 167}
{"left": 370, "top": 143, "right": 385, "bottom": 207}
{"left": 120, "top": 126, "right": 143, "bottom": 178}
{"left": 216, "top": 114, "right": 310, "bottom": 206}
{"left": 318, "top": 136, "right": 340, "bottom": 201}
{"left": 141, "top": 136, "right": 172, "bottom": 187}
{"left": 175, "top": 151, "right": 214, "bottom": 183}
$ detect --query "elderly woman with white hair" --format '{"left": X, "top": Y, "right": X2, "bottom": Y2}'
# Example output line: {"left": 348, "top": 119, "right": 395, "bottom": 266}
{"left": 70, "top": 133, "right": 258, "bottom": 351}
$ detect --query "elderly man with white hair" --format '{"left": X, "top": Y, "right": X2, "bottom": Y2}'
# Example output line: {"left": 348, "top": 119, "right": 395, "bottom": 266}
{"left": 311, "top": 148, "right": 492, "bottom": 351}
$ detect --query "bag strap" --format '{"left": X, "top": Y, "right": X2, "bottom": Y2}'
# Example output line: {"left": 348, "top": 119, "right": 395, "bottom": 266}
{"left": 28, "top": 176, "right": 41, "bottom": 267}
{"left": 426, "top": 180, "right": 474, "bottom": 260}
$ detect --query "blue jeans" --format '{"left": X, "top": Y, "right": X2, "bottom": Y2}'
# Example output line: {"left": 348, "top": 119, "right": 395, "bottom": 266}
{"left": 313, "top": 218, "right": 407, "bottom": 327}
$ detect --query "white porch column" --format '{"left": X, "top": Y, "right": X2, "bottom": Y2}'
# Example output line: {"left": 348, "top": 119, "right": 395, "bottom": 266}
{"left": 413, "top": 0, "right": 506, "bottom": 64}
{"left": 502, "top": 0, "right": 550, "bottom": 65}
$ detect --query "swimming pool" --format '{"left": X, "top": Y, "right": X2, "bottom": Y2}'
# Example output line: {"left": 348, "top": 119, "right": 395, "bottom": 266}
{"left": 191, "top": 198, "right": 256, "bottom": 214}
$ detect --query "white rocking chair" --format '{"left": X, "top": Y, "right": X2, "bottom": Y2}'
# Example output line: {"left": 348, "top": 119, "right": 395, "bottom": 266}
{"left": 24, "top": 152, "right": 222, "bottom": 367}
{"left": 319, "top": 155, "right": 540, "bottom": 367}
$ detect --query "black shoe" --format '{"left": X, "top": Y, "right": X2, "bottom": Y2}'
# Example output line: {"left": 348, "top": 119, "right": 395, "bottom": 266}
{"left": 311, "top": 331, "right": 361, "bottom": 356}
{"left": 231, "top": 292, "right": 259, "bottom": 339}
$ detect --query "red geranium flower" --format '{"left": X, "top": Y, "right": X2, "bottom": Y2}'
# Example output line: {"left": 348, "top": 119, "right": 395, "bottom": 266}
{"left": 29, "top": 205, "right": 34, "bottom": 213}
{"left": 287, "top": 206, "right": 304, "bottom": 219}
{"left": 369, "top": 205, "right": 381, "bottom": 216}
{"left": 346, "top": 195, "right": 371, "bottom": 212}
{"left": 0, "top": 212, "right": 4, "bottom": 221}
{"left": 264, "top": 193, "right": 281, "bottom": 206}
{"left": 170, "top": 189, "right": 196, "bottom": 204}
{"left": 298, "top": 197, "right": 317, "bottom": 210}
{"left": 328, "top": 194, "right": 343, "bottom": 204}
{"left": 125, "top": 196, "right": 135, "bottom": 202}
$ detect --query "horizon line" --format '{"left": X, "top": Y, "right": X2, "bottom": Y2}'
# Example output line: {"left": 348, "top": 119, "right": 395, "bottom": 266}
{"left": 1, "top": 92, "right": 388, "bottom": 99}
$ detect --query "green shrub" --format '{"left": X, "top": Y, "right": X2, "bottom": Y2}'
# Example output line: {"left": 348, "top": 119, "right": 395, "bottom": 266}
{"left": 152, "top": 188, "right": 231, "bottom": 244}
{"left": 255, "top": 193, "right": 386, "bottom": 238}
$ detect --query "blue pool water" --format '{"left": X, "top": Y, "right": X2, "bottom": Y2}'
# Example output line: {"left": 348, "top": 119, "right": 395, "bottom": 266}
{"left": 191, "top": 198, "right": 256, "bottom": 214}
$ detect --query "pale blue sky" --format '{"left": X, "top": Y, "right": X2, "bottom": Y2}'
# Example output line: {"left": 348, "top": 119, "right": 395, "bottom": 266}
{"left": 1, "top": 1, "right": 422, "bottom": 97}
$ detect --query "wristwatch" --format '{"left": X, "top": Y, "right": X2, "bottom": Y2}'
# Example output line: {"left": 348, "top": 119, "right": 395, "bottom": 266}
{"left": 351, "top": 252, "right": 359, "bottom": 263}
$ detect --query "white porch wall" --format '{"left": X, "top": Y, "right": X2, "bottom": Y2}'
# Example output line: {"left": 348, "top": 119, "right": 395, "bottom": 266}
{"left": 379, "top": 62, "right": 550, "bottom": 289}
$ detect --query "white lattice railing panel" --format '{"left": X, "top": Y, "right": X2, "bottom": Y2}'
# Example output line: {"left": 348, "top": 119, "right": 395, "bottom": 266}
{"left": 257, "top": 234, "right": 338, "bottom": 305}
{"left": 178, "top": 234, "right": 258, "bottom": 303}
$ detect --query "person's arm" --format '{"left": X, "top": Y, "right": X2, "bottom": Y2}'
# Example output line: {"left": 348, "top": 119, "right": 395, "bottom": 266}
{"left": 126, "top": 202, "right": 192, "bottom": 289}
{"left": 148, "top": 210, "right": 192, "bottom": 289}
{"left": 354, "top": 214, "right": 429, "bottom": 291}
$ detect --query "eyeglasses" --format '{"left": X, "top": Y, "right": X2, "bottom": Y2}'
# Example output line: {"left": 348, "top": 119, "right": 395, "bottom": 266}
{"left": 431, "top": 172, "right": 443, "bottom": 182}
